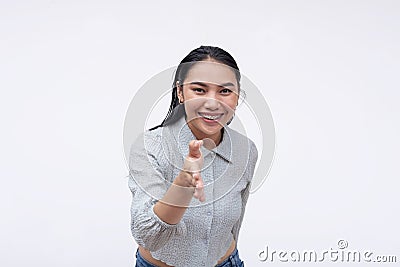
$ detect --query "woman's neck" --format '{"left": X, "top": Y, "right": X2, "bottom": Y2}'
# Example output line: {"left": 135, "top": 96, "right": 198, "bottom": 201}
{"left": 187, "top": 124, "right": 224, "bottom": 146}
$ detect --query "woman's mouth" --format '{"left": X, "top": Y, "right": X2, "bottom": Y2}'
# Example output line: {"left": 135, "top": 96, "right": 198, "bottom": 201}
{"left": 198, "top": 112, "right": 223, "bottom": 122}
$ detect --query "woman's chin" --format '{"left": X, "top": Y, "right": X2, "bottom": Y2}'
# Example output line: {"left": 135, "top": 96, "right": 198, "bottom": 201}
{"left": 187, "top": 117, "right": 227, "bottom": 140}
{"left": 198, "top": 124, "right": 225, "bottom": 139}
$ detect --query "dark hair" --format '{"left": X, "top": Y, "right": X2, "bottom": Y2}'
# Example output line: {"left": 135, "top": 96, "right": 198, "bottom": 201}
{"left": 150, "top": 45, "right": 241, "bottom": 130}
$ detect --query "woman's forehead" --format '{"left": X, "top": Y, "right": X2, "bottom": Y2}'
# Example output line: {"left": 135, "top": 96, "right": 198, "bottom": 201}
{"left": 184, "top": 61, "right": 238, "bottom": 86}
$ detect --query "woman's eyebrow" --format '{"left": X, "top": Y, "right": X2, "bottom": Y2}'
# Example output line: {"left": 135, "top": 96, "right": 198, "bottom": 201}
{"left": 189, "top": 81, "right": 235, "bottom": 88}
{"left": 219, "top": 82, "right": 235, "bottom": 88}
{"left": 189, "top": 81, "right": 209, "bottom": 87}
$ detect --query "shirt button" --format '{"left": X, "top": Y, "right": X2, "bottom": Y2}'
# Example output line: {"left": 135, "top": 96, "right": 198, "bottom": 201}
{"left": 207, "top": 211, "right": 211, "bottom": 216}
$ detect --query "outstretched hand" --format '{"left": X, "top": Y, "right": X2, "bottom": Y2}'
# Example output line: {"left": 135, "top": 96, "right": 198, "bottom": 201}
{"left": 180, "top": 140, "right": 205, "bottom": 202}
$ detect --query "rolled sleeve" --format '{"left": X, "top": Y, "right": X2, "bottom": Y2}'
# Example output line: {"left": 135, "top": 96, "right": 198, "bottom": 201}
{"left": 128, "top": 131, "right": 187, "bottom": 251}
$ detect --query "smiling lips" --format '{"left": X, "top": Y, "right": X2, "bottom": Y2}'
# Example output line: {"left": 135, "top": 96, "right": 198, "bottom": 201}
{"left": 198, "top": 112, "right": 224, "bottom": 122}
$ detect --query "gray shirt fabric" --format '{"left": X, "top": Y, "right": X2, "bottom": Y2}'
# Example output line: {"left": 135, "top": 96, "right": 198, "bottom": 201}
{"left": 128, "top": 114, "right": 258, "bottom": 267}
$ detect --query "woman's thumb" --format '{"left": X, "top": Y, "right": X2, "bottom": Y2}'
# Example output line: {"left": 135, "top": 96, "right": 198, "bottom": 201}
{"left": 188, "top": 140, "right": 203, "bottom": 158}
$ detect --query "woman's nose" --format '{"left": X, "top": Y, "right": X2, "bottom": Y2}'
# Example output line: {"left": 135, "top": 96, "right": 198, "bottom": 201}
{"left": 203, "top": 96, "right": 220, "bottom": 110}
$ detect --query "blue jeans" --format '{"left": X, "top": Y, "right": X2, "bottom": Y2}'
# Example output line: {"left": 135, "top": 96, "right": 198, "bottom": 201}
{"left": 215, "top": 248, "right": 244, "bottom": 267}
{"left": 135, "top": 248, "right": 244, "bottom": 267}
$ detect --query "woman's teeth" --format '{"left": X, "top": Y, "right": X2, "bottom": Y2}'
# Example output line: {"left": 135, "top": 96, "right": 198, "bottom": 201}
{"left": 200, "top": 113, "right": 222, "bottom": 120}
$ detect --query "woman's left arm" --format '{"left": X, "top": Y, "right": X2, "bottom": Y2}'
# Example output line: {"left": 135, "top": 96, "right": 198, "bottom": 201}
{"left": 231, "top": 141, "right": 258, "bottom": 243}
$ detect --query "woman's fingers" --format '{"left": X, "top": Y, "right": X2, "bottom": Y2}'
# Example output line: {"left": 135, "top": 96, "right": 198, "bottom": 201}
{"left": 183, "top": 139, "right": 204, "bottom": 176}
{"left": 180, "top": 139, "right": 205, "bottom": 201}
{"left": 192, "top": 172, "right": 205, "bottom": 202}
{"left": 188, "top": 140, "right": 203, "bottom": 159}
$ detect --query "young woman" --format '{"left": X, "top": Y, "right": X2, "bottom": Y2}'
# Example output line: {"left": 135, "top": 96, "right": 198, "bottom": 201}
{"left": 128, "top": 46, "right": 258, "bottom": 267}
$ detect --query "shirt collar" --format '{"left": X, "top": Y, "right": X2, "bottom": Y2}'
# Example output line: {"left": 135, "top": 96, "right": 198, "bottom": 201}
{"left": 169, "top": 112, "right": 233, "bottom": 163}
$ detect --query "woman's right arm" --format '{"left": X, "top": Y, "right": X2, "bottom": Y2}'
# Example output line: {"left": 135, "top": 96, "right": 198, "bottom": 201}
{"left": 128, "top": 133, "right": 203, "bottom": 251}
{"left": 153, "top": 139, "right": 204, "bottom": 224}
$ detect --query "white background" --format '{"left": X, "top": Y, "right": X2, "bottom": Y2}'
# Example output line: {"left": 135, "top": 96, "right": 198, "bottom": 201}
{"left": 1, "top": 0, "right": 399, "bottom": 266}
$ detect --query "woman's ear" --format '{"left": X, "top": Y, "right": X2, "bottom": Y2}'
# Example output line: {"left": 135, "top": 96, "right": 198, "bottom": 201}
{"left": 176, "top": 81, "right": 184, "bottom": 103}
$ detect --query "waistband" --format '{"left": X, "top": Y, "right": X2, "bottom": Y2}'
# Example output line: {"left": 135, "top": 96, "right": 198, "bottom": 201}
{"left": 136, "top": 247, "right": 242, "bottom": 267}
{"left": 215, "top": 247, "right": 242, "bottom": 267}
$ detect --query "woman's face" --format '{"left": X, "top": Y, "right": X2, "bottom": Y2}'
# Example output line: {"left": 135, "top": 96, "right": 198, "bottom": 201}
{"left": 177, "top": 60, "right": 239, "bottom": 145}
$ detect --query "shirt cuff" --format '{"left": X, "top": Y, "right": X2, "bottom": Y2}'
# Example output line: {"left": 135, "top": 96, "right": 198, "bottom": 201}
{"left": 150, "top": 201, "right": 187, "bottom": 234}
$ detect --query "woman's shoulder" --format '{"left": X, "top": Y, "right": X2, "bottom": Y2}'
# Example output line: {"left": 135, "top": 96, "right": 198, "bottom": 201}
{"left": 223, "top": 127, "right": 258, "bottom": 183}
{"left": 225, "top": 126, "right": 258, "bottom": 156}
{"left": 130, "top": 127, "right": 164, "bottom": 156}
{"left": 143, "top": 127, "right": 163, "bottom": 140}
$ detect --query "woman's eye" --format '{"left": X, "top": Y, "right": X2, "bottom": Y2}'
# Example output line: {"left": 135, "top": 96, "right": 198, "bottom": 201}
{"left": 192, "top": 88, "right": 205, "bottom": 93}
{"left": 220, "top": 88, "right": 232, "bottom": 94}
